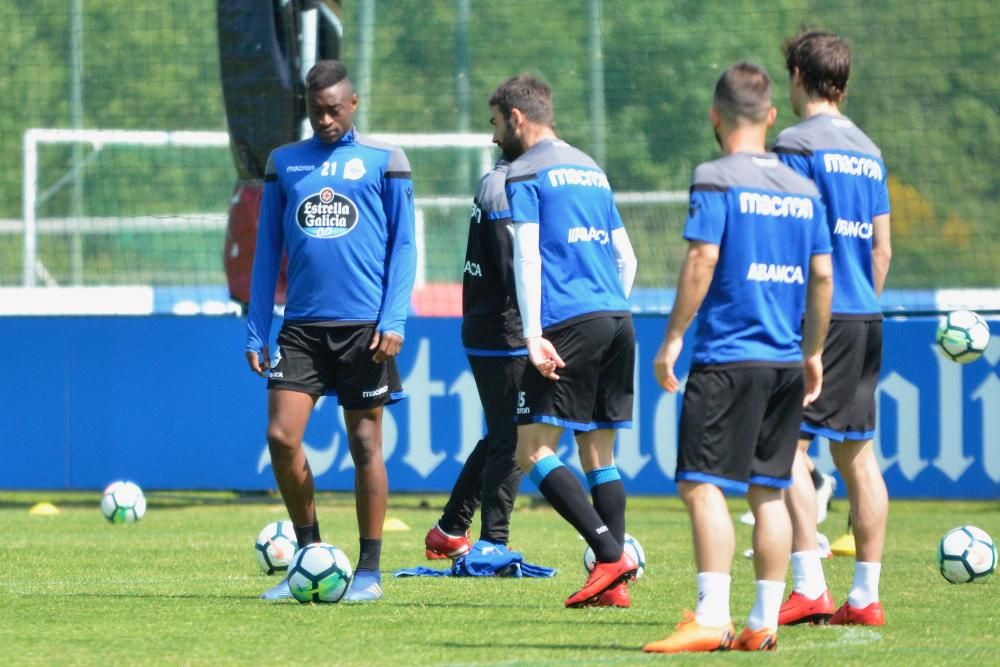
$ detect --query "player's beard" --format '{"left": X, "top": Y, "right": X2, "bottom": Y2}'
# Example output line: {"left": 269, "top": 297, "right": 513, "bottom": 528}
{"left": 499, "top": 131, "right": 523, "bottom": 161}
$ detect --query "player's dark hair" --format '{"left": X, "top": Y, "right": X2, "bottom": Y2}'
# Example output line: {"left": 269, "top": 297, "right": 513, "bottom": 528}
{"left": 713, "top": 62, "right": 772, "bottom": 124}
{"left": 782, "top": 30, "right": 851, "bottom": 102}
{"left": 488, "top": 74, "right": 554, "bottom": 127}
{"left": 306, "top": 60, "right": 350, "bottom": 93}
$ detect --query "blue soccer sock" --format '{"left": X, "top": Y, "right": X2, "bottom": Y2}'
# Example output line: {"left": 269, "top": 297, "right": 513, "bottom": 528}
{"left": 531, "top": 455, "right": 622, "bottom": 563}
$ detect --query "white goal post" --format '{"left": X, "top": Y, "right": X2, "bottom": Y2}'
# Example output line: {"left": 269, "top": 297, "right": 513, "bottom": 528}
{"left": 19, "top": 128, "right": 498, "bottom": 288}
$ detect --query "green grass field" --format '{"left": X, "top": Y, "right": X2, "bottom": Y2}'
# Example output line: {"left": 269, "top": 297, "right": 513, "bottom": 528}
{"left": 1, "top": 491, "right": 997, "bottom": 666}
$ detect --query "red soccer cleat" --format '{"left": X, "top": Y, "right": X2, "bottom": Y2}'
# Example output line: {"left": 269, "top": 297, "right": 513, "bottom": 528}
{"left": 424, "top": 524, "right": 471, "bottom": 560}
{"left": 830, "top": 600, "right": 885, "bottom": 626}
{"left": 643, "top": 611, "right": 735, "bottom": 653}
{"left": 594, "top": 581, "right": 631, "bottom": 608}
{"left": 733, "top": 626, "right": 777, "bottom": 651}
{"left": 778, "top": 590, "right": 835, "bottom": 625}
{"left": 564, "top": 551, "right": 637, "bottom": 608}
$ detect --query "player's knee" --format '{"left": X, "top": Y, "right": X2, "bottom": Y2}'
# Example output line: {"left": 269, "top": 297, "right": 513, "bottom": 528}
{"left": 266, "top": 426, "right": 298, "bottom": 458}
{"left": 514, "top": 445, "right": 536, "bottom": 474}
{"left": 348, "top": 431, "right": 381, "bottom": 466}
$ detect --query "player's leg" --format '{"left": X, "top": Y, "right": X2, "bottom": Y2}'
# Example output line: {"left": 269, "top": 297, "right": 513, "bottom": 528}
{"left": 829, "top": 320, "right": 886, "bottom": 625}
{"left": 334, "top": 325, "right": 405, "bottom": 602}
{"left": 475, "top": 355, "right": 526, "bottom": 546}
{"left": 647, "top": 366, "right": 765, "bottom": 653}
{"left": 735, "top": 366, "right": 803, "bottom": 650}
{"left": 830, "top": 437, "right": 887, "bottom": 624}
{"left": 516, "top": 422, "right": 632, "bottom": 607}
{"left": 425, "top": 437, "right": 483, "bottom": 559}
{"left": 779, "top": 436, "right": 833, "bottom": 624}
{"left": 341, "top": 405, "right": 388, "bottom": 601}
{"left": 578, "top": 428, "right": 629, "bottom": 607}
{"left": 266, "top": 388, "right": 322, "bottom": 543}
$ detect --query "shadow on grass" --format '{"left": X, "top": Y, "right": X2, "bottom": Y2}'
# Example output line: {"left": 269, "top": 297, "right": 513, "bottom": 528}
{"left": 440, "top": 640, "right": 643, "bottom": 653}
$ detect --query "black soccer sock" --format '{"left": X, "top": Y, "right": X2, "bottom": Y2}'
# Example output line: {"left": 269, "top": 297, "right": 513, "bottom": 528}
{"left": 531, "top": 456, "right": 622, "bottom": 563}
{"left": 357, "top": 537, "right": 382, "bottom": 573}
{"left": 810, "top": 466, "right": 824, "bottom": 489}
{"left": 293, "top": 522, "right": 321, "bottom": 546}
{"left": 588, "top": 466, "right": 626, "bottom": 546}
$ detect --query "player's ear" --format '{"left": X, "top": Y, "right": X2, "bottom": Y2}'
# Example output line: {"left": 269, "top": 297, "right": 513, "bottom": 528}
{"left": 766, "top": 106, "right": 777, "bottom": 128}
{"left": 510, "top": 107, "right": 525, "bottom": 130}
{"left": 709, "top": 106, "right": 720, "bottom": 129}
{"left": 350, "top": 93, "right": 358, "bottom": 111}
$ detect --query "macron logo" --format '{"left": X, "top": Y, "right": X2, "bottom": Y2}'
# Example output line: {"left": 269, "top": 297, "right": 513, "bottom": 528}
{"left": 286, "top": 165, "right": 315, "bottom": 173}
{"left": 547, "top": 168, "right": 610, "bottom": 190}
{"left": 823, "top": 153, "right": 883, "bottom": 181}
{"left": 747, "top": 262, "right": 804, "bottom": 284}
{"left": 362, "top": 385, "right": 389, "bottom": 398}
{"left": 739, "top": 192, "right": 814, "bottom": 219}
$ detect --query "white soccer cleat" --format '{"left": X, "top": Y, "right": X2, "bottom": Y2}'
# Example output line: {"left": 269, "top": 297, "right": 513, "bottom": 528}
{"left": 815, "top": 473, "right": 837, "bottom": 524}
{"left": 260, "top": 577, "right": 292, "bottom": 600}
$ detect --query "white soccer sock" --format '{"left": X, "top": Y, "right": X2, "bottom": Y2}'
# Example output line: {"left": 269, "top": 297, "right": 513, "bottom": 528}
{"left": 847, "top": 561, "right": 881, "bottom": 608}
{"left": 746, "top": 580, "right": 786, "bottom": 631}
{"left": 694, "top": 572, "right": 731, "bottom": 627}
{"left": 791, "top": 550, "right": 828, "bottom": 599}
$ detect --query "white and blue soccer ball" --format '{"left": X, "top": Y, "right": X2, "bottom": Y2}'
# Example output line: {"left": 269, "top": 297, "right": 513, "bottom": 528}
{"left": 287, "top": 543, "right": 353, "bottom": 603}
{"left": 254, "top": 521, "right": 298, "bottom": 575}
{"left": 584, "top": 532, "right": 646, "bottom": 580}
{"left": 938, "top": 525, "right": 996, "bottom": 584}
{"left": 936, "top": 310, "right": 991, "bottom": 364}
{"left": 100, "top": 480, "right": 146, "bottom": 524}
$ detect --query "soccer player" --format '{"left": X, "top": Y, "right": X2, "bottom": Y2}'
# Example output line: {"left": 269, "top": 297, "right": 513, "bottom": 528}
{"left": 245, "top": 60, "right": 416, "bottom": 603}
{"left": 493, "top": 74, "right": 641, "bottom": 608}
{"left": 774, "top": 30, "right": 892, "bottom": 626}
{"left": 422, "top": 153, "right": 528, "bottom": 562}
{"left": 643, "top": 62, "right": 832, "bottom": 653}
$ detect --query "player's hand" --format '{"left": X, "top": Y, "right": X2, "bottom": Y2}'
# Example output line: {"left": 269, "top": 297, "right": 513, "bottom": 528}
{"left": 246, "top": 346, "right": 271, "bottom": 377}
{"left": 370, "top": 330, "right": 403, "bottom": 363}
{"left": 803, "top": 353, "right": 823, "bottom": 406}
{"left": 526, "top": 336, "right": 565, "bottom": 380}
{"left": 653, "top": 336, "right": 683, "bottom": 392}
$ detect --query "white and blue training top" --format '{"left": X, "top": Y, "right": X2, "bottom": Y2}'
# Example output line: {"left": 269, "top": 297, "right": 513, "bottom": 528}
{"left": 774, "top": 114, "right": 890, "bottom": 318}
{"left": 246, "top": 129, "right": 416, "bottom": 353}
{"left": 686, "top": 152, "right": 832, "bottom": 366}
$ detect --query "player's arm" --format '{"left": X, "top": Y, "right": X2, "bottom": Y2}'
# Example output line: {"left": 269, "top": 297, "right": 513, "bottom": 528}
{"left": 483, "top": 203, "right": 517, "bottom": 301}
{"left": 610, "top": 202, "right": 637, "bottom": 297}
{"left": 654, "top": 240, "right": 718, "bottom": 392}
{"left": 653, "top": 183, "right": 725, "bottom": 392}
{"left": 802, "top": 252, "right": 833, "bottom": 405}
{"left": 871, "top": 213, "right": 891, "bottom": 296}
{"left": 373, "top": 147, "right": 417, "bottom": 362}
{"left": 245, "top": 154, "right": 286, "bottom": 376}
{"left": 508, "top": 176, "right": 564, "bottom": 380}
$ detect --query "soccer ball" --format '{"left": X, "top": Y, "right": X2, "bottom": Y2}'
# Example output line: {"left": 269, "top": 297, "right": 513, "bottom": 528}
{"left": 584, "top": 532, "right": 646, "bottom": 580}
{"left": 936, "top": 310, "right": 991, "bottom": 363}
{"left": 938, "top": 525, "right": 997, "bottom": 584}
{"left": 254, "top": 521, "right": 298, "bottom": 575}
{"left": 287, "top": 543, "right": 353, "bottom": 603}
{"left": 100, "top": 480, "right": 146, "bottom": 524}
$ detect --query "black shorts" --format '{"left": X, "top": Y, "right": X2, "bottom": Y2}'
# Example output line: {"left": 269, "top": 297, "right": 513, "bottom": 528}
{"left": 677, "top": 364, "right": 804, "bottom": 492}
{"left": 515, "top": 315, "right": 634, "bottom": 432}
{"left": 801, "top": 319, "right": 882, "bottom": 443}
{"left": 267, "top": 322, "right": 404, "bottom": 410}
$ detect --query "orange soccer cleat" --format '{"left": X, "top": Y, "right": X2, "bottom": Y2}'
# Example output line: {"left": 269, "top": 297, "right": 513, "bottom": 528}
{"left": 830, "top": 600, "right": 885, "bottom": 626}
{"left": 733, "top": 626, "right": 777, "bottom": 651}
{"left": 778, "top": 590, "right": 835, "bottom": 625}
{"left": 564, "top": 551, "right": 637, "bottom": 608}
{"left": 424, "top": 524, "right": 472, "bottom": 560}
{"left": 643, "top": 611, "right": 735, "bottom": 654}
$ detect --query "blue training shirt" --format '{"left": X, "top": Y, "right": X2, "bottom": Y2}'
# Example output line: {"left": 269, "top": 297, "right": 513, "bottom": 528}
{"left": 246, "top": 129, "right": 416, "bottom": 353}
{"left": 686, "top": 152, "right": 832, "bottom": 365}
{"left": 774, "top": 114, "right": 890, "bottom": 318}
{"left": 505, "top": 138, "right": 629, "bottom": 331}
